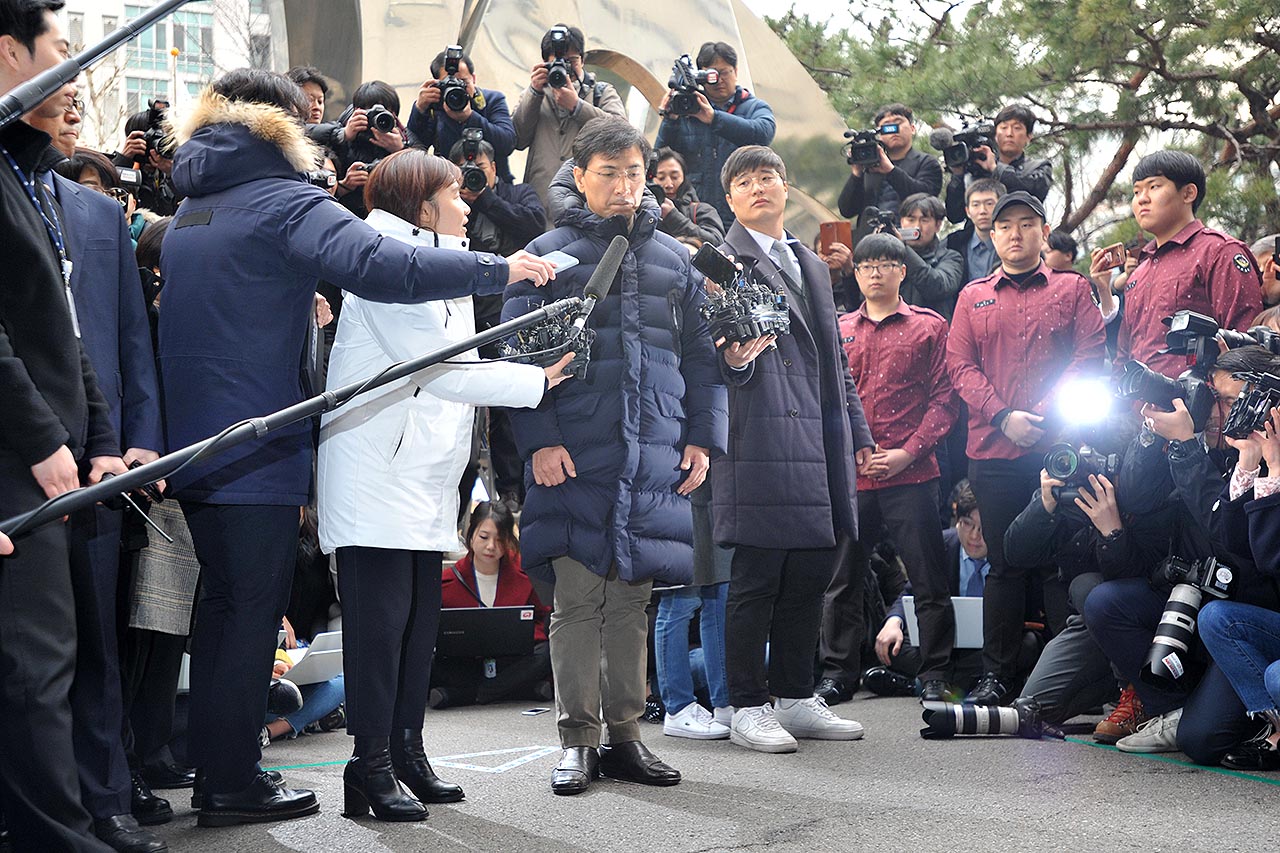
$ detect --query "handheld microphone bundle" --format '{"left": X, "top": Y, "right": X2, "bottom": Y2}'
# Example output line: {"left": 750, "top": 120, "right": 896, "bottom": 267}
{"left": 919, "top": 698, "right": 1064, "bottom": 741}
{"left": 497, "top": 234, "right": 627, "bottom": 380}
{"left": 691, "top": 244, "right": 790, "bottom": 345}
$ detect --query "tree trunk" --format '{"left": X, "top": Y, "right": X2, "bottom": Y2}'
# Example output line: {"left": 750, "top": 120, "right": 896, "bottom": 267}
{"left": 1062, "top": 132, "right": 1139, "bottom": 232}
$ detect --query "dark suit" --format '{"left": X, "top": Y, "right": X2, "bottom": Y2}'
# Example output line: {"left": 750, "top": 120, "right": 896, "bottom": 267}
{"left": 715, "top": 221, "right": 874, "bottom": 706}
{"left": 53, "top": 173, "right": 162, "bottom": 820}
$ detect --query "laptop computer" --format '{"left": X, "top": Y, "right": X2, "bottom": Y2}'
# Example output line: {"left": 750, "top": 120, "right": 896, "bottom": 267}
{"left": 902, "top": 596, "right": 984, "bottom": 649}
{"left": 280, "top": 631, "right": 344, "bottom": 686}
{"left": 436, "top": 606, "right": 537, "bottom": 658}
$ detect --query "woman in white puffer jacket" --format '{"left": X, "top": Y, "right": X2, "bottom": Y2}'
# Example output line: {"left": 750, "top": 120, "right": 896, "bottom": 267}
{"left": 317, "top": 149, "right": 571, "bottom": 822}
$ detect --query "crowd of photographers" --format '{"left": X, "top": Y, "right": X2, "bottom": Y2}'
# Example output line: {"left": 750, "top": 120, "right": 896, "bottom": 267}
{"left": 5, "top": 1, "right": 1280, "bottom": 848}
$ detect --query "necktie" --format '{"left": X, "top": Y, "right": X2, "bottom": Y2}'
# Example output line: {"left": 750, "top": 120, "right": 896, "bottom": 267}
{"left": 770, "top": 240, "right": 803, "bottom": 292}
{"left": 965, "top": 559, "right": 988, "bottom": 597}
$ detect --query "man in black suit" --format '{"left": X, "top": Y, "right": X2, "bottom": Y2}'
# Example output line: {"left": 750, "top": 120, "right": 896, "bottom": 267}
{"left": 0, "top": 2, "right": 125, "bottom": 849}
{"left": 712, "top": 145, "right": 874, "bottom": 754}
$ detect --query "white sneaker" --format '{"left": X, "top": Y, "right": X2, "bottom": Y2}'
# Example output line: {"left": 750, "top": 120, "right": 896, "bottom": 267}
{"left": 730, "top": 704, "right": 798, "bottom": 753}
{"left": 773, "top": 696, "right": 865, "bottom": 740}
{"left": 663, "top": 702, "right": 730, "bottom": 740}
{"left": 713, "top": 706, "right": 733, "bottom": 727}
{"left": 1116, "top": 707, "right": 1182, "bottom": 753}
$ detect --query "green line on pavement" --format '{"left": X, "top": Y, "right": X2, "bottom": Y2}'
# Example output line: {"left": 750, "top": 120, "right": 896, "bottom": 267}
{"left": 1064, "top": 736, "right": 1280, "bottom": 787}
{"left": 263, "top": 759, "right": 349, "bottom": 771}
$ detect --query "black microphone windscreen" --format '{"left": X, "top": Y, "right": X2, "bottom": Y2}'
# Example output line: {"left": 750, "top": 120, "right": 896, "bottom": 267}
{"left": 584, "top": 235, "right": 628, "bottom": 302}
{"left": 928, "top": 126, "right": 955, "bottom": 151}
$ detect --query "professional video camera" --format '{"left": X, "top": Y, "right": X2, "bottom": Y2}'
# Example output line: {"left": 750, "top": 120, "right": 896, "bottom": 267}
{"left": 496, "top": 315, "right": 593, "bottom": 380}
{"left": 544, "top": 26, "right": 574, "bottom": 89}
{"left": 305, "top": 169, "right": 337, "bottom": 191}
{"left": 1043, "top": 442, "right": 1119, "bottom": 504}
{"left": 1141, "top": 555, "right": 1237, "bottom": 688}
{"left": 940, "top": 120, "right": 994, "bottom": 171}
{"left": 143, "top": 98, "right": 175, "bottom": 158}
{"left": 1222, "top": 371, "right": 1280, "bottom": 439}
{"left": 860, "top": 206, "right": 898, "bottom": 234}
{"left": 435, "top": 45, "right": 472, "bottom": 112}
{"left": 458, "top": 127, "right": 488, "bottom": 193}
{"left": 692, "top": 244, "right": 790, "bottom": 344}
{"left": 843, "top": 129, "right": 880, "bottom": 167}
{"left": 666, "top": 54, "right": 718, "bottom": 117}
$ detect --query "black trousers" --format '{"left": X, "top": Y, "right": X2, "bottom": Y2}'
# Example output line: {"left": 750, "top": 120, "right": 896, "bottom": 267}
{"left": 0, "top": 454, "right": 109, "bottom": 852}
{"left": 336, "top": 547, "right": 442, "bottom": 737}
{"left": 968, "top": 454, "right": 1045, "bottom": 679}
{"left": 823, "top": 480, "right": 955, "bottom": 682}
{"left": 67, "top": 506, "right": 131, "bottom": 818}
{"left": 120, "top": 626, "right": 188, "bottom": 769}
{"left": 181, "top": 502, "right": 297, "bottom": 794}
{"left": 431, "top": 641, "right": 552, "bottom": 704}
{"left": 726, "top": 539, "right": 842, "bottom": 707}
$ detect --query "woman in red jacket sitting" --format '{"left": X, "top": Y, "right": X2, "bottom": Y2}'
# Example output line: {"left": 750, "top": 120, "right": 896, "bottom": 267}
{"left": 431, "top": 502, "right": 553, "bottom": 708}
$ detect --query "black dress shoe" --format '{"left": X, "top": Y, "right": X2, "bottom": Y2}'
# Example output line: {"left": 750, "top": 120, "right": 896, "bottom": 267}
{"left": 642, "top": 693, "right": 665, "bottom": 723}
{"left": 550, "top": 747, "right": 599, "bottom": 796}
{"left": 920, "top": 679, "right": 959, "bottom": 703}
{"left": 130, "top": 773, "right": 172, "bottom": 827}
{"left": 197, "top": 771, "right": 319, "bottom": 828}
{"left": 140, "top": 761, "right": 197, "bottom": 790}
{"left": 390, "top": 728, "right": 464, "bottom": 803}
{"left": 964, "top": 672, "right": 1010, "bottom": 705}
{"left": 861, "top": 666, "right": 918, "bottom": 698}
{"left": 93, "top": 815, "right": 168, "bottom": 853}
{"left": 597, "top": 741, "right": 681, "bottom": 787}
{"left": 815, "top": 677, "right": 854, "bottom": 705}
{"left": 343, "top": 739, "right": 428, "bottom": 822}
{"left": 191, "top": 769, "right": 283, "bottom": 810}
{"left": 1222, "top": 739, "right": 1280, "bottom": 771}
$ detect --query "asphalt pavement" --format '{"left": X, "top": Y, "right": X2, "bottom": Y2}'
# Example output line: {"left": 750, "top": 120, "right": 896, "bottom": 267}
{"left": 149, "top": 694, "right": 1278, "bottom": 852}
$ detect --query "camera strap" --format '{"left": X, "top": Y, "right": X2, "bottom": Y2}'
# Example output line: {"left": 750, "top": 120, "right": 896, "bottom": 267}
{"left": 450, "top": 563, "right": 488, "bottom": 607}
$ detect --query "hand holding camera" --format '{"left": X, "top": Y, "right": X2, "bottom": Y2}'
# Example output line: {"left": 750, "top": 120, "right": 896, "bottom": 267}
{"left": 528, "top": 60, "right": 550, "bottom": 91}
{"left": 550, "top": 81, "right": 579, "bottom": 112}
{"left": 1072, "top": 474, "right": 1121, "bottom": 537}
{"left": 122, "top": 129, "right": 147, "bottom": 161}
{"left": 1140, "top": 398, "right": 1196, "bottom": 442}
{"left": 1039, "top": 468, "right": 1064, "bottom": 513}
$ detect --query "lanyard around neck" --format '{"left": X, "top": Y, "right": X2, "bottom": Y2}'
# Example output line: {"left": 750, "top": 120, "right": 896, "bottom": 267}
{"left": 2, "top": 144, "right": 80, "bottom": 336}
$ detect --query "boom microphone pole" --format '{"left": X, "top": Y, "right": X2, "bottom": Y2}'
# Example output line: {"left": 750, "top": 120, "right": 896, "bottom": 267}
{"left": 0, "top": 297, "right": 583, "bottom": 540}
{"left": 0, "top": 0, "right": 197, "bottom": 129}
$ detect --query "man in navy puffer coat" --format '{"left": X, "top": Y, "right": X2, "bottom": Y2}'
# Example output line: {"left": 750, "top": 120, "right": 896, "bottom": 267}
{"left": 502, "top": 118, "right": 726, "bottom": 795}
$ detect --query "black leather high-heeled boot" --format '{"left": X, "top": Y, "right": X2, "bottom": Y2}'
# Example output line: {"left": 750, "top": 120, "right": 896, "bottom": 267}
{"left": 343, "top": 737, "right": 429, "bottom": 822}
{"left": 390, "top": 728, "right": 465, "bottom": 803}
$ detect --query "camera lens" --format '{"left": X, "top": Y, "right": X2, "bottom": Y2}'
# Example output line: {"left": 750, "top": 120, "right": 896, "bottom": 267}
{"left": 1043, "top": 443, "right": 1079, "bottom": 481}
{"left": 443, "top": 84, "right": 470, "bottom": 112}
{"left": 546, "top": 62, "right": 569, "bottom": 89}
{"left": 462, "top": 164, "right": 487, "bottom": 193}
{"left": 369, "top": 107, "right": 396, "bottom": 133}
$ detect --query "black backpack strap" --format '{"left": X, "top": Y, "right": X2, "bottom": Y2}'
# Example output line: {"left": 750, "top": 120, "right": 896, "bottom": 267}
{"left": 450, "top": 563, "right": 487, "bottom": 607}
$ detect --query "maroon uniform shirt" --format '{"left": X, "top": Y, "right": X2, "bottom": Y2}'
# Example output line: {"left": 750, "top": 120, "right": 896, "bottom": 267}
{"left": 840, "top": 300, "right": 957, "bottom": 490}
{"left": 1117, "top": 219, "right": 1262, "bottom": 378}
{"left": 947, "top": 262, "right": 1106, "bottom": 461}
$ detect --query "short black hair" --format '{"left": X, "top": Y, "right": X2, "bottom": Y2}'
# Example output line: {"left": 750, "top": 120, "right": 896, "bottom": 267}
{"left": 950, "top": 479, "right": 978, "bottom": 522}
{"left": 135, "top": 216, "right": 171, "bottom": 271}
{"left": 541, "top": 24, "right": 584, "bottom": 60}
{"left": 0, "top": 0, "right": 64, "bottom": 56}
{"left": 994, "top": 103, "right": 1036, "bottom": 135}
{"left": 53, "top": 147, "right": 119, "bottom": 189}
{"left": 285, "top": 65, "right": 329, "bottom": 95}
{"left": 1132, "top": 150, "right": 1207, "bottom": 214}
{"left": 210, "top": 68, "right": 308, "bottom": 119}
{"left": 696, "top": 41, "right": 737, "bottom": 70}
{"left": 654, "top": 146, "right": 686, "bottom": 171}
{"left": 430, "top": 49, "right": 474, "bottom": 79}
{"left": 853, "top": 232, "right": 907, "bottom": 265}
{"left": 447, "top": 137, "right": 494, "bottom": 163}
{"left": 720, "top": 145, "right": 786, "bottom": 193}
{"left": 965, "top": 176, "right": 1006, "bottom": 204}
{"left": 123, "top": 109, "right": 149, "bottom": 135}
{"left": 1214, "top": 345, "right": 1280, "bottom": 377}
{"left": 571, "top": 117, "right": 650, "bottom": 172}
{"left": 898, "top": 192, "right": 944, "bottom": 222}
{"left": 873, "top": 103, "right": 913, "bottom": 126}
{"left": 351, "top": 80, "right": 399, "bottom": 116}
{"left": 1047, "top": 229, "right": 1078, "bottom": 261}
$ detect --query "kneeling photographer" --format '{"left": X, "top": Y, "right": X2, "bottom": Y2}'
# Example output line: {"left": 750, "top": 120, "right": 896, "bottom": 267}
{"left": 1083, "top": 346, "right": 1280, "bottom": 763}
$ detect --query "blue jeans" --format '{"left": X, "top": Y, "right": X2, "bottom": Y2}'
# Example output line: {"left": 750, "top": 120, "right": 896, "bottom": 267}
{"left": 1199, "top": 600, "right": 1280, "bottom": 716}
{"left": 267, "top": 674, "right": 346, "bottom": 736}
{"left": 654, "top": 583, "right": 728, "bottom": 714}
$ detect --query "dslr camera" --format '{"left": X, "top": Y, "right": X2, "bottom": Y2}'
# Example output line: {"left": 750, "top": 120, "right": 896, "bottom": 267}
{"left": 1222, "top": 371, "right": 1280, "bottom": 439}
{"left": 1043, "top": 442, "right": 1118, "bottom": 505}
{"left": 666, "top": 54, "right": 718, "bottom": 117}
{"left": 692, "top": 244, "right": 790, "bottom": 344}
{"left": 458, "top": 128, "right": 488, "bottom": 194}
{"left": 843, "top": 129, "right": 881, "bottom": 167}
{"left": 364, "top": 104, "right": 398, "bottom": 134}
{"left": 143, "top": 98, "right": 175, "bottom": 158}
{"left": 435, "top": 45, "right": 472, "bottom": 113}
{"left": 544, "top": 26, "right": 574, "bottom": 89}
{"left": 942, "top": 120, "right": 995, "bottom": 171}
{"left": 1142, "top": 555, "right": 1236, "bottom": 688}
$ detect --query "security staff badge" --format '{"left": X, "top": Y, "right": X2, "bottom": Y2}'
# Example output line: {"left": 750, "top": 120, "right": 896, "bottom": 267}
{"left": 1234, "top": 253, "right": 1253, "bottom": 274}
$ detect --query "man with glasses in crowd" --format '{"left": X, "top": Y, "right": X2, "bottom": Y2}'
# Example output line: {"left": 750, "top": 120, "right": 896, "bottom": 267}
{"left": 838, "top": 103, "right": 942, "bottom": 230}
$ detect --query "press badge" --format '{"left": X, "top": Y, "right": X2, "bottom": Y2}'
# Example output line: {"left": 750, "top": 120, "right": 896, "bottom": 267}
{"left": 64, "top": 259, "right": 81, "bottom": 338}
{"left": 484, "top": 658, "right": 497, "bottom": 679}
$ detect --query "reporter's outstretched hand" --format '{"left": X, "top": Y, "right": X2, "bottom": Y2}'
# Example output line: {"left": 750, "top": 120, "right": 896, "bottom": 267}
{"left": 506, "top": 250, "right": 557, "bottom": 287}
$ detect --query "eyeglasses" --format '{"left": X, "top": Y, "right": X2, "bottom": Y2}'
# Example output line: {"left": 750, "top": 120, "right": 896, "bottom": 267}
{"left": 583, "top": 167, "right": 646, "bottom": 184}
{"left": 956, "top": 516, "right": 982, "bottom": 533}
{"left": 729, "top": 172, "right": 782, "bottom": 194}
{"left": 854, "top": 261, "right": 903, "bottom": 275}
{"left": 68, "top": 97, "right": 84, "bottom": 114}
